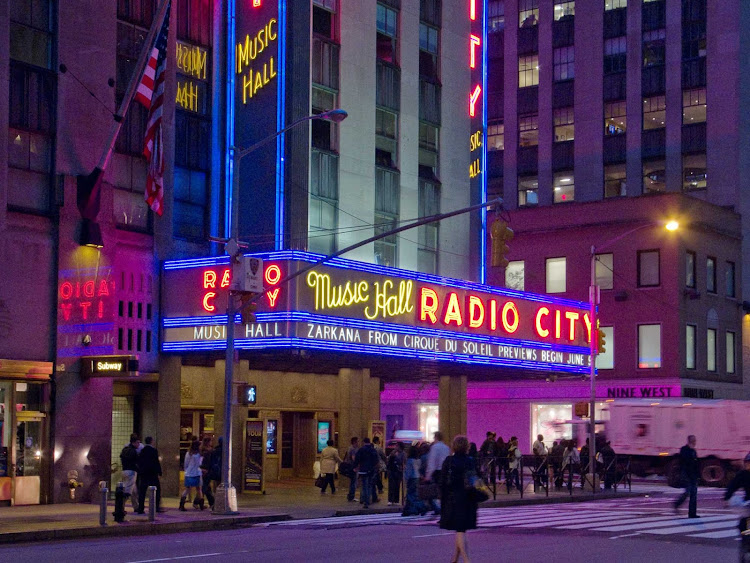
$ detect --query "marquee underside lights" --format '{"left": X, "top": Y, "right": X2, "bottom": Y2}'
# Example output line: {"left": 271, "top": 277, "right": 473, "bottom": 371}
{"left": 162, "top": 252, "right": 591, "bottom": 374}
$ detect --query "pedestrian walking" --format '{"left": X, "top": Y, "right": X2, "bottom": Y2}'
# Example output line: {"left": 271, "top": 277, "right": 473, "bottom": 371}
{"left": 354, "top": 437, "right": 379, "bottom": 508}
{"left": 387, "top": 441, "right": 406, "bottom": 505}
{"left": 478, "top": 432, "right": 497, "bottom": 485}
{"left": 495, "top": 436, "right": 508, "bottom": 484}
{"left": 532, "top": 434, "right": 547, "bottom": 488}
{"left": 199, "top": 437, "right": 215, "bottom": 509}
{"left": 549, "top": 440, "right": 564, "bottom": 490}
{"left": 599, "top": 441, "right": 616, "bottom": 490}
{"left": 373, "top": 436, "right": 387, "bottom": 499}
{"left": 136, "top": 436, "right": 162, "bottom": 513}
{"left": 580, "top": 438, "right": 590, "bottom": 489}
{"left": 119, "top": 433, "right": 141, "bottom": 512}
{"left": 674, "top": 435, "right": 700, "bottom": 518}
{"left": 563, "top": 439, "right": 580, "bottom": 491}
{"left": 506, "top": 436, "right": 521, "bottom": 493}
{"left": 319, "top": 439, "right": 342, "bottom": 494}
{"left": 180, "top": 440, "right": 205, "bottom": 510}
{"left": 425, "top": 431, "right": 451, "bottom": 515}
{"left": 402, "top": 445, "right": 427, "bottom": 516}
{"left": 344, "top": 437, "right": 359, "bottom": 501}
{"left": 439, "top": 435, "right": 479, "bottom": 563}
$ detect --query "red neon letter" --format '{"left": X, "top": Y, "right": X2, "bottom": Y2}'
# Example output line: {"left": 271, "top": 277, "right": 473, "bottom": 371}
{"left": 203, "top": 292, "right": 216, "bottom": 312}
{"left": 83, "top": 280, "right": 95, "bottom": 298}
{"left": 489, "top": 299, "right": 498, "bottom": 330}
{"left": 535, "top": 307, "right": 550, "bottom": 338}
{"left": 98, "top": 301, "right": 104, "bottom": 319}
{"left": 266, "top": 288, "right": 280, "bottom": 307}
{"left": 220, "top": 269, "right": 231, "bottom": 288}
{"left": 60, "top": 281, "right": 73, "bottom": 300}
{"left": 203, "top": 270, "right": 217, "bottom": 289}
{"left": 265, "top": 264, "right": 282, "bottom": 285}
{"left": 80, "top": 302, "right": 91, "bottom": 320}
{"left": 470, "top": 0, "right": 477, "bottom": 20}
{"left": 443, "top": 293, "right": 464, "bottom": 326}
{"left": 467, "top": 295, "right": 485, "bottom": 328}
{"left": 583, "top": 313, "right": 592, "bottom": 343}
{"left": 555, "top": 310, "right": 562, "bottom": 339}
{"left": 60, "top": 303, "right": 72, "bottom": 321}
{"left": 502, "top": 302, "right": 519, "bottom": 334}
{"left": 470, "top": 85, "right": 481, "bottom": 117}
{"left": 419, "top": 288, "right": 439, "bottom": 324}
{"left": 98, "top": 280, "right": 110, "bottom": 296}
{"left": 470, "top": 35, "right": 481, "bottom": 69}
{"left": 565, "top": 311, "right": 580, "bottom": 341}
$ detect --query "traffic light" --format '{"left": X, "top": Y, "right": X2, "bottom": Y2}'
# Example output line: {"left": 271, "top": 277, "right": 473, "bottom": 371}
{"left": 239, "top": 292, "right": 258, "bottom": 324}
{"left": 490, "top": 219, "right": 514, "bottom": 269}
{"left": 597, "top": 328, "right": 607, "bottom": 355}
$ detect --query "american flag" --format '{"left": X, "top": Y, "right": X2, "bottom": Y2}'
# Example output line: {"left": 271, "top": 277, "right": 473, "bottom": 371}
{"left": 137, "top": 1, "right": 171, "bottom": 216}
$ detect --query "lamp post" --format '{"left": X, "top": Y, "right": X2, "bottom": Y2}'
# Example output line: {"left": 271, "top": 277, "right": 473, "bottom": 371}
{"left": 587, "top": 220, "right": 678, "bottom": 494}
{"left": 214, "top": 108, "right": 348, "bottom": 514}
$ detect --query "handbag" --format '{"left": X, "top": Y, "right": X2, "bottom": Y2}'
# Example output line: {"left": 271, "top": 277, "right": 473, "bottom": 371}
{"left": 314, "top": 475, "right": 325, "bottom": 489}
{"left": 338, "top": 460, "right": 354, "bottom": 478}
{"left": 468, "top": 480, "right": 490, "bottom": 503}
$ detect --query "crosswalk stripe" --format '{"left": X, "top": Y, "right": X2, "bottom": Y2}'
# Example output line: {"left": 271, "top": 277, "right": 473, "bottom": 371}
{"left": 559, "top": 514, "right": 692, "bottom": 530}
{"left": 689, "top": 528, "right": 741, "bottom": 539}
{"left": 641, "top": 517, "right": 740, "bottom": 535}
{"left": 509, "top": 512, "right": 647, "bottom": 529}
{"left": 591, "top": 514, "right": 737, "bottom": 532}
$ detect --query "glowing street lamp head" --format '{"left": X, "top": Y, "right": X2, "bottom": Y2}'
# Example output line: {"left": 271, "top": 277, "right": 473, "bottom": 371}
{"left": 665, "top": 220, "right": 679, "bottom": 232}
{"left": 319, "top": 108, "right": 348, "bottom": 123}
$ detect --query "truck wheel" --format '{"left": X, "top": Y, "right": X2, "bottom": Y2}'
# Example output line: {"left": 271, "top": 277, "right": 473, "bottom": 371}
{"left": 700, "top": 458, "right": 727, "bottom": 487}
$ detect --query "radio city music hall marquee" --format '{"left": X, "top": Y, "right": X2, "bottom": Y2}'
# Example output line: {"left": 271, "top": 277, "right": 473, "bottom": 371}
{"left": 162, "top": 253, "right": 592, "bottom": 374}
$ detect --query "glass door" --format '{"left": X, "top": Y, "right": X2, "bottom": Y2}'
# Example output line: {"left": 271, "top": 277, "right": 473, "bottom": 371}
{"left": 14, "top": 412, "right": 44, "bottom": 505}
{"left": 0, "top": 382, "right": 10, "bottom": 504}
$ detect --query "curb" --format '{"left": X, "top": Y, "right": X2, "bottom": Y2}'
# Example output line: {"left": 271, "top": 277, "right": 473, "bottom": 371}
{"left": 333, "top": 490, "right": 662, "bottom": 517}
{"left": 0, "top": 513, "right": 292, "bottom": 545}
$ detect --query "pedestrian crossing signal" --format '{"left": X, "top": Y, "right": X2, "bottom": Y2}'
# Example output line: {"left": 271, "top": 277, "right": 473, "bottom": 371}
{"left": 490, "top": 219, "right": 514, "bottom": 269}
{"left": 597, "top": 328, "right": 606, "bottom": 355}
{"left": 239, "top": 292, "right": 258, "bottom": 324}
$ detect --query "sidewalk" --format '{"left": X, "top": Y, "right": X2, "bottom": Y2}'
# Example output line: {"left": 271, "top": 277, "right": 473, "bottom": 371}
{"left": 0, "top": 478, "right": 662, "bottom": 544}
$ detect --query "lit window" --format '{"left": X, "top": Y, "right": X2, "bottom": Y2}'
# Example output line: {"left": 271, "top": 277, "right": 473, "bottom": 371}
{"left": 686, "top": 251, "right": 696, "bottom": 288}
{"left": 546, "top": 257, "right": 566, "bottom": 293}
{"left": 506, "top": 260, "right": 525, "bottom": 290}
{"left": 518, "top": 175, "right": 538, "bottom": 206}
{"left": 595, "top": 253, "right": 613, "bottom": 290}
{"left": 707, "top": 328, "right": 716, "bottom": 372}
{"left": 554, "top": 0, "right": 575, "bottom": 21}
{"left": 605, "top": 0, "right": 627, "bottom": 10}
{"left": 706, "top": 256, "right": 716, "bottom": 293}
{"left": 726, "top": 331, "right": 736, "bottom": 374}
{"left": 596, "top": 326, "right": 614, "bottom": 370}
{"left": 519, "top": 0, "right": 538, "bottom": 28}
{"left": 638, "top": 324, "right": 661, "bottom": 368}
{"left": 604, "top": 101, "right": 626, "bottom": 136}
{"left": 488, "top": 121, "right": 505, "bottom": 151}
{"left": 553, "top": 172, "right": 574, "bottom": 203}
{"left": 643, "top": 160, "right": 666, "bottom": 193}
{"left": 519, "top": 113, "right": 538, "bottom": 147}
{"left": 604, "top": 164, "right": 626, "bottom": 198}
{"left": 643, "top": 95, "right": 666, "bottom": 130}
{"left": 682, "top": 153, "right": 706, "bottom": 191}
{"left": 682, "top": 88, "right": 706, "bottom": 124}
{"left": 686, "top": 325, "right": 696, "bottom": 370}
{"left": 642, "top": 28, "right": 666, "bottom": 68}
{"left": 488, "top": 1, "right": 506, "bottom": 33}
{"left": 554, "top": 107, "right": 574, "bottom": 142}
{"left": 638, "top": 249, "right": 660, "bottom": 287}
{"left": 518, "top": 55, "right": 539, "bottom": 88}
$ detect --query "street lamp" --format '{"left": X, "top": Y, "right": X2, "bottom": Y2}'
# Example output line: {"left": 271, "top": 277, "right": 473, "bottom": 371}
{"left": 215, "top": 108, "right": 348, "bottom": 514}
{"left": 587, "top": 220, "right": 678, "bottom": 493}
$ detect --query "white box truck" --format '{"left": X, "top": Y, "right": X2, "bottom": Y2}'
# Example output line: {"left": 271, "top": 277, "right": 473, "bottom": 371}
{"left": 605, "top": 399, "right": 750, "bottom": 486}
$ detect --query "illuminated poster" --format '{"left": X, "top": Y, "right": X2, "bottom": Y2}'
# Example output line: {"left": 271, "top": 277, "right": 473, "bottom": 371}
{"left": 266, "top": 419, "right": 277, "bottom": 454}
{"left": 244, "top": 420, "right": 264, "bottom": 492}
{"left": 317, "top": 421, "right": 330, "bottom": 454}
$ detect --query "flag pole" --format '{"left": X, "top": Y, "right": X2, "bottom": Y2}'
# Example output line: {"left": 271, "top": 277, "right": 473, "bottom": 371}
{"left": 96, "top": 0, "right": 171, "bottom": 172}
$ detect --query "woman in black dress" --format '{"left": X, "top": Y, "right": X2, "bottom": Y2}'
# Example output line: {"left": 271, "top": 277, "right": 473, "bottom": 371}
{"left": 439, "top": 435, "right": 479, "bottom": 563}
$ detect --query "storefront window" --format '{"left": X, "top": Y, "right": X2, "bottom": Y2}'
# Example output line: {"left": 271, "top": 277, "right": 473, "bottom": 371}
{"left": 531, "top": 404, "right": 572, "bottom": 448}
{"left": 419, "top": 404, "right": 439, "bottom": 440}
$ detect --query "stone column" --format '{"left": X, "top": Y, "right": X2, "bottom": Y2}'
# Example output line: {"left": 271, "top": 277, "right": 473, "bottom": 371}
{"left": 157, "top": 355, "right": 182, "bottom": 496}
{"left": 438, "top": 375, "right": 467, "bottom": 444}
{"left": 337, "top": 368, "right": 380, "bottom": 453}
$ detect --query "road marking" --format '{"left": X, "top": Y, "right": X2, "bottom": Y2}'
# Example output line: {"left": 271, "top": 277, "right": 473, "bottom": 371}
{"left": 591, "top": 514, "right": 736, "bottom": 533}
{"left": 413, "top": 532, "right": 453, "bottom": 538}
{"left": 609, "top": 532, "right": 642, "bottom": 539}
{"left": 127, "top": 553, "right": 224, "bottom": 563}
{"left": 643, "top": 517, "right": 739, "bottom": 535}
{"left": 689, "top": 528, "right": 742, "bottom": 539}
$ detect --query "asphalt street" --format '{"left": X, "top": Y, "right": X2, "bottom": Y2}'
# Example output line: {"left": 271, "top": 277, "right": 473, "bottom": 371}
{"left": 0, "top": 488, "right": 742, "bottom": 563}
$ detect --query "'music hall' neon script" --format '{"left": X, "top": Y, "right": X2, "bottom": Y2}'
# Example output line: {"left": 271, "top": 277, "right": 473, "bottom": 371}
{"left": 161, "top": 253, "right": 593, "bottom": 374}
{"left": 236, "top": 18, "right": 277, "bottom": 103}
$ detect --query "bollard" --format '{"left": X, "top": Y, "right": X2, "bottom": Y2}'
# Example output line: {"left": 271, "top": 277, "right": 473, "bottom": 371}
{"left": 113, "top": 481, "right": 126, "bottom": 523}
{"left": 148, "top": 486, "right": 157, "bottom": 522}
{"left": 99, "top": 481, "right": 108, "bottom": 526}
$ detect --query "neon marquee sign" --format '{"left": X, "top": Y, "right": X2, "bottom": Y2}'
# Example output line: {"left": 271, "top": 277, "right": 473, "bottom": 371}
{"left": 162, "top": 252, "right": 592, "bottom": 374}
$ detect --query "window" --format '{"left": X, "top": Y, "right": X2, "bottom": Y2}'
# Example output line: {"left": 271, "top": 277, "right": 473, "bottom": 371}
{"left": 707, "top": 328, "right": 716, "bottom": 372}
{"left": 554, "top": 0, "right": 575, "bottom": 20}
{"left": 519, "top": 0, "right": 538, "bottom": 27}
{"left": 376, "top": 108, "right": 398, "bottom": 168}
{"left": 488, "top": 121, "right": 505, "bottom": 151}
{"left": 553, "top": 172, "right": 574, "bottom": 203}
{"left": 596, "top": 326, "right": 614, "bottom": 369}
{"left": 643, "top": 159, "right": 666, "bottom": 193}
{"left": 726, "top": 261, "right": 736, "bottom": 298}
{"left": 546, "top": 257, "right": 566, "bottom": 293}
{"left": 682, "top": 88, "right": 706, "bottom": 124}
{"left": 489, "top": 0, "right": 505, "bottom": 33}
{"left": 418, "top": 181, "right": 440, "bottom": 274}
{"left": 554, "top": 107, "right": 574, "bottom": 142}
{"left": 419, "top": 122, "right": 439, "bottom": 179}
{"left": 376, "top": 62, "right": 400, "bottom": 110}
{"left": 419, "top": 23, "right": 439, "bottom": 81}
{"left": 312, "top": 2, "right": 336, "bottom": 40}
{"left": 519, "top": 113, "right": 539, "bottom": 147}
{"left": 604, "top": 164, "right": 626, "bottom": 198}
{"left": 726, "top": 331, "right": 736, "bottom": 374}
{"left": 643, "top": 95, "right": 666, "bottom": 130}
{"left": 605, "top": 0, "right": 627, "bottom": 10}
{"left": 419, "top": 80, "right": 441, "bottom": 124}
{"left": 706, "top": 257, "right": 716, "bottom": 293}
{"left": 553, "top": 47, "right": 574, "bottom": 81}
{"left": 518, "top": 175, "right": 538, "bottom": 206}
{"left": 682, "top": 153, "right": 706, "bottom": 191}
{"left": 312, "top": 87, "right": 339, "bottom": 151}
{"left": 642, "top": 29, "right": 665, "bottom": 67}
{"left": 173, "top": 168, "right": 207, "bottom": 239}
{"left": 638, "top": 324, "right": 661, "bottom": 368}
{"left": 682, "top": 0, "right": 706, "bottom": 61}
{"left": 518, "top": 55, "right": 539, "bottom": 88}
{"left": 596, "top": 253, "right": 614, "bottom": 290}
{"left": 686, "top": 251, "right": 696, "bottom": 288}
{"left": 374, "top": 167, "right": 400, "bottom": 267}
{"left": 604, "top": 101, "right": 626, "bottom": 135}
{"left": 604, "top": 36, "right": 627, "bottom": 74}
{"left": 176, "top": 0, "right": 212, "bottom": 44}
{"left": 309, "top": 150, "right": 339, "bottom": 255}
{"left": 312, "top": 38, "right": 340, "bottom": 90}
{"left": 110, "top": 154, "right": 150, "bottom": 231}
{"left": 377, "top": 3, "right": 398, "bottom": 64}
{"left": 686, "top": 325, "right": 696, "bottom": 369}
{"left": 10, "top": 0, "right": 53, "bottom": 68}
{"left": 638, "top": 250, "right": 660, "bottom": 287}
{"left": 506, "top": 261, "right": 525, "bottom": 290}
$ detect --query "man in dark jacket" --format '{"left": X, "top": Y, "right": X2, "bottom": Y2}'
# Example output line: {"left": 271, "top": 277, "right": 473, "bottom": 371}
{"left": 724, "top": 453, "right": 750, "bottom": 503}
{"left": 675, "top": 435, "right": 700, "bottom": 518}
{"left": 119, "top": 433, "right": 140, "bottom": 512}
{"left": 136, "top": 436, "right": 162, "bottom": 513}
{"left": 354, "top": 437, "right": 379, "bottom": 508}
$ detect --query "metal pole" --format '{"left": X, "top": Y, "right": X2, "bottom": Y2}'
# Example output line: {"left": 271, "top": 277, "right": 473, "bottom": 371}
{"left": 99, "top": 481, "right": 108, "bottom": 526}
{"left": 589, "top": 246, "right": 597, "bottom": 494}
{"left": 148, "top": 486, "right": 157, "bottom": 521}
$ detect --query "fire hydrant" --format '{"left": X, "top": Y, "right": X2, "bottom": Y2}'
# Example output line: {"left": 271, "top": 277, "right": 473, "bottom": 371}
{"left": 66, "top": 470, "right": 82, "bottom": 500}
{"left": 113, "top": 481, "right": 126, "bottom": 523}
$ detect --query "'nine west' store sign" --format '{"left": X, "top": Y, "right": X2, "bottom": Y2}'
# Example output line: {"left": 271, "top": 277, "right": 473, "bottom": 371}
{"left": 162, "top": 253, "right": 592, "bottom": 374}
